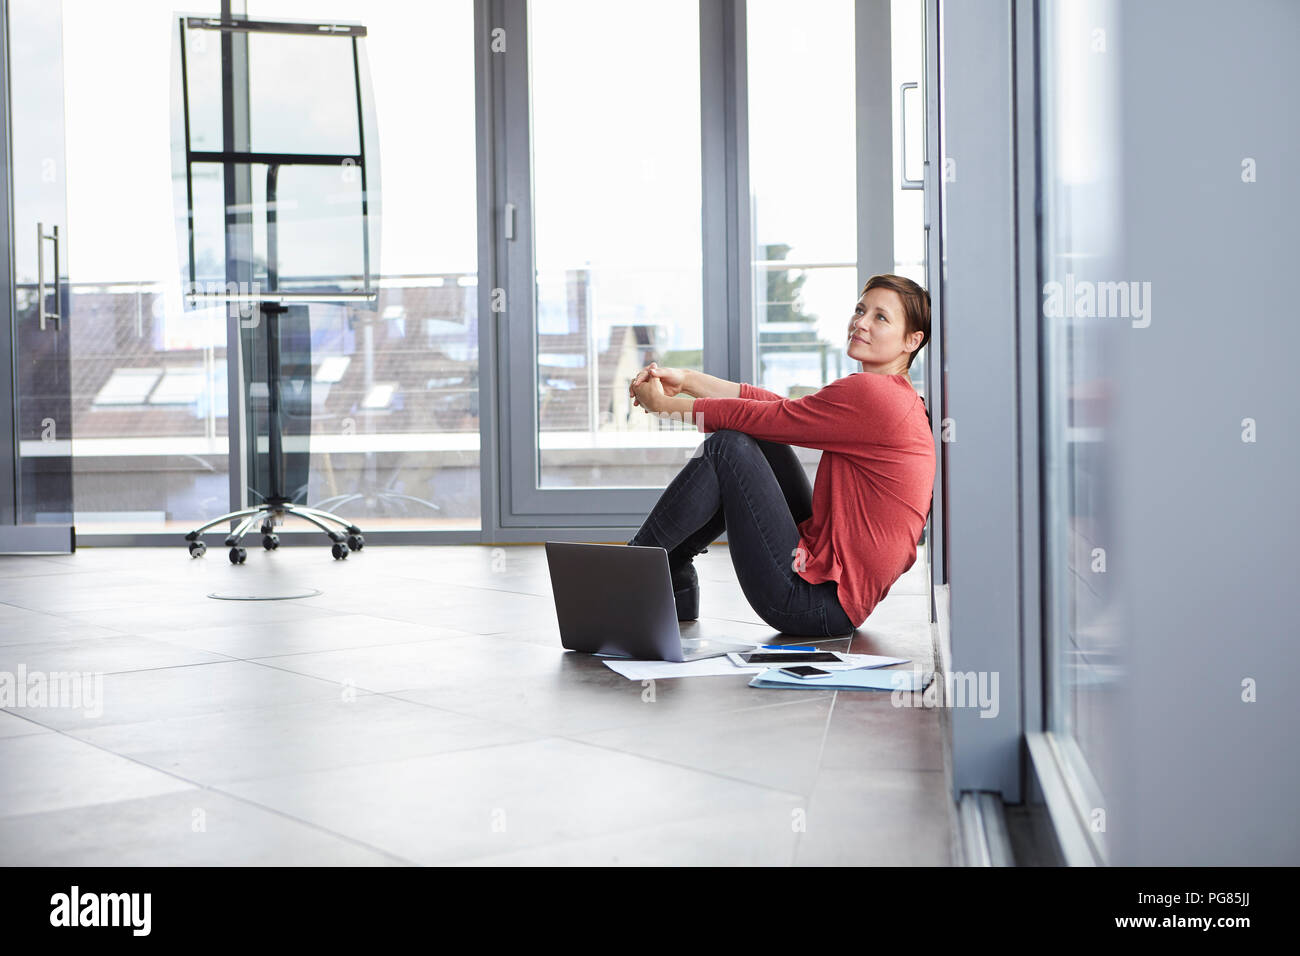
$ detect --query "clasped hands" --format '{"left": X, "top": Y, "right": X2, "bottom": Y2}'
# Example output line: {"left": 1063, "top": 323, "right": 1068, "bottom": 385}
{"left": 629, "top": 362, "right": 694, "bottom": 417}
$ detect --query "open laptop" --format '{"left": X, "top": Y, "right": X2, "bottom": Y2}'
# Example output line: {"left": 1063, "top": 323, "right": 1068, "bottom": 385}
{"left": 544, "top": 542, "right": 756, "bottom": 662}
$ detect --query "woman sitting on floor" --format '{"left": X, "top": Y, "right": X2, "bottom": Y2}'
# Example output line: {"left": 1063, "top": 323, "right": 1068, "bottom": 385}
{"left": 627, "top": 274, "right": 936, "bottom": 637}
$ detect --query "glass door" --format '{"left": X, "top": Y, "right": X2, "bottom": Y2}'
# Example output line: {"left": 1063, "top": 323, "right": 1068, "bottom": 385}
{"left": 502, "top": 0, "right": 707, "bottom": 523}
{"left": 2, "top": 0, "right": 74, "bottom": 552}
{"left": 1038, "top": 0, "right": 1121, "bottom": 863}
{"left": 47, "top": 0, "right": 477, "bottom": 538}
{"left": 244, "top": 0, "right": 482, "bottom": 533}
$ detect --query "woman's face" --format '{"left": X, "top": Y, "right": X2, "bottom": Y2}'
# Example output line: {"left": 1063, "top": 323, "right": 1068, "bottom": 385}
{"left": 846, "top": 287, "right": 917, "bottom": 373}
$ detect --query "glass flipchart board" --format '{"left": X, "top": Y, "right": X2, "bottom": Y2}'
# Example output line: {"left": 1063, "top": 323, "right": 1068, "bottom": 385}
{"left": 170, "top": 15, "right": 381, "bottom": 509}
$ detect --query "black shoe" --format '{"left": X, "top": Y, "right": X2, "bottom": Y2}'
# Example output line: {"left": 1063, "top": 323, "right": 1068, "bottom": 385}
{"left": 629, "top": 533, "right": 709, "bottom": 621}
{"left": 672, "top": 561, "right": 700, "bottom": 621}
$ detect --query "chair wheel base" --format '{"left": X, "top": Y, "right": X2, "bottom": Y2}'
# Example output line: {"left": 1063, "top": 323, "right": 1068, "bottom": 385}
{"left": 183, "top": 506, "right": 364, "bottom": 561}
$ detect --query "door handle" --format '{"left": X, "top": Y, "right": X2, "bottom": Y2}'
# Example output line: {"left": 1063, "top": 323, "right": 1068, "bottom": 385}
{"left": 37, "top": 221, "right": 62, "bottom": 331}
{"left": 899, "top": 83, "right": 924, "bottom": 191}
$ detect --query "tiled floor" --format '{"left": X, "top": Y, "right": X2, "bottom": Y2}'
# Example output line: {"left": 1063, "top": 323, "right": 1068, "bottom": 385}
{"left": 0, "top": 542, "right": 956, "bottom": 866}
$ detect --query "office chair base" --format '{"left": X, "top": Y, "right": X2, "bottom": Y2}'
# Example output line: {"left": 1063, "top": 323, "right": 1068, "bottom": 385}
{"left": 184, "top": 502, "right": 364, "bottom": 562}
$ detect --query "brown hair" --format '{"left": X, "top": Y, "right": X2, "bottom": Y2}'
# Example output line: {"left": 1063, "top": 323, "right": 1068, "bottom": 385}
{"left": 859, "top": 274, "right": 931, "bottom": 370}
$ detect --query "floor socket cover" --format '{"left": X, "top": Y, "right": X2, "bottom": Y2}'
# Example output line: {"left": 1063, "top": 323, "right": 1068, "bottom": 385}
{"left": 207, "top": 587, "right": 322, "bottom": 601}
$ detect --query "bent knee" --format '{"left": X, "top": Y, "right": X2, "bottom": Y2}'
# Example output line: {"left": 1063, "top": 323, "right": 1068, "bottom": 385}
{"left": 705, "top": 428, "right": 757, "bottom": 450}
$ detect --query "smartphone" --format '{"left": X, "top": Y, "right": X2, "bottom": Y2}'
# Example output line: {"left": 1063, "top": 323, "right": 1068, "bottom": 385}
{"left": 779, "top": 665, "right": 834, "bottom": 679}
{"left": 735, "top": 651, "right": 842, "bottom": 665}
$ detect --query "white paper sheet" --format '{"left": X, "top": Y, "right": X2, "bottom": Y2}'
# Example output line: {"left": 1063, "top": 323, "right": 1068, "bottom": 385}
{"left": 602, "top": 653, "right": 910, "bottom": 681}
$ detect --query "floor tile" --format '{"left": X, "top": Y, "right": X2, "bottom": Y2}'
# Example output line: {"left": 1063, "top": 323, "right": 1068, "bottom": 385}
{"left": 0, "top": 733, "right": 194, "bottom": 818}
{"left": 458, "top": 796, "right": 805, "bottom": 866}
{"left": 0, "top": 709, "right": 53, "bottom": 738}
{"left": 54, "top": 598, "right": 339, "bottom": 636}
{"left": 573, "top": 695, "right": 835, "bottom": 795}
{"left": 153, "top": 613, "right": 473, "bottom": 660}
{"left": 0, "top": 634, "right": 232, "bottom": 676}
{"left": 0, "top": 574, "right": 167, "bottom": 614}
{"left": 223, "top": 737, "right": 802, "bottom": 865}
{"left": 0, "top": 556, "right": 69, "bottom": 579}
{"left": 390, "top": 642, "right": 835, "bottom": 737}
{"left": 0, "top": 789, "right": 403, "bottom": 865}
{"left": 858, "top": 595, "right": 933, "bottom": 633}
{"left": 70, "top": 693, "right": 540, "bottom": 786}
{"left": 794, "top": 769, "right": 955, "bottom": 866}
{"left": 249, "top": 632, "right": 560, "bottom": 695}
{"left": 4, "top": 659, "right": 363, "bottom": 732}
{"left": 817, "top": 694, "right": 946, "bottom": 772}
{"left": 0, "top": 604, "right": 126, "bottom": 646}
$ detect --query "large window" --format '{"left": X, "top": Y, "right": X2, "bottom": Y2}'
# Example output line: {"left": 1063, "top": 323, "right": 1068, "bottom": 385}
{"left": 747, "top": 0, "right": 857, "bottom": 400}
{"left": 61, "top": 0, "right": 480, "bottom": 533}
{"left": 62, "top": 0, "right": 225, "bottom": 532}
{"left": 1038, "top": 0, "right": 1122, "bottom": 861}
{"left": 747, "top": 0, "right": 927, "bottom": 492}
{"left": 49, "top": 0, "right": 922, "bottom": 537}
{"left": 890, "top": 0, "right": 925, "bottom": 289}
{"left": 247, "top": 0, "right": 481, "bottom": 530}
{"left": 529, "top": 0, "right": 703, "bottom": 490}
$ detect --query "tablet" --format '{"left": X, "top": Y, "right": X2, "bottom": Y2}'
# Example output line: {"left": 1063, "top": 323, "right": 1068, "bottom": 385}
{"left": 727, "top": 650, "right": 847, "bottom": 666}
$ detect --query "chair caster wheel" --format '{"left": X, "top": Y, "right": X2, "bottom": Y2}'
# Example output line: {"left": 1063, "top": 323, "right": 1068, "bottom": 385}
{"left": 347, "top": 534, "right": 364, "bottom": 552}
{"left": 331, "top": 542, "right": 349, "bottom": 560}
{"left": 262, "top": 534, "right": 280, "bottom": 550}
{"left": 188, "top": 541, "right": 206, "bottom": 558}
{"left": 229, "top": 547, "right": 247, "bottom": 565}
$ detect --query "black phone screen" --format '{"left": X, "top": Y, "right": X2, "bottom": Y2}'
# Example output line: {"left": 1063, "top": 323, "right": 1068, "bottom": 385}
{"left": 780, "top": 665, "right": 832, "bottom": 678}
{"left": 741, "top": 652, "right": 840, "bottom": 664}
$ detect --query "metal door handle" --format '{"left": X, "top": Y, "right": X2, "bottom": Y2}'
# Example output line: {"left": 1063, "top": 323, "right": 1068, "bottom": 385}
{"left": 37, "top": 221, "right": 61, "bottom": 331}
{"left": 900, "top": 83, "right": 923, "bottom": 191}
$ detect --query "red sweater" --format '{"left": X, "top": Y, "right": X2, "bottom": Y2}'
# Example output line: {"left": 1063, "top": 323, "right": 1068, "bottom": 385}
{"left": 691, "top": 372, "right": 935, "bottom": 627}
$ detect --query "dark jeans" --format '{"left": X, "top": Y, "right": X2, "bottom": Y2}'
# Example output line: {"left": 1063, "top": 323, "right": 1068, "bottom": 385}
{"left": 628, "top": 429, "right": 855, "bottom": 637}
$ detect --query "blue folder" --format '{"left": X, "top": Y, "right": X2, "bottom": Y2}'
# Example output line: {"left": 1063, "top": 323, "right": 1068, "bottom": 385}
{"left": 748, "top": 667, "right": 934, "bottom": 692}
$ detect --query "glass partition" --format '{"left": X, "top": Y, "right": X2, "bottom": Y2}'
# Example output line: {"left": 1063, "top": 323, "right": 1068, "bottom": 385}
{"left": 60, "top": 0, "right": 225, "bottom": 534}
{"left": 748, "top": 0, "right": 858, "bottom": 402}
{"left": 1038, "top": 0, "right": 1124, "bottom": 862}
{"left": 529, "top": 0, "right": 703, "bottom": 491}
{"left": 747, "top": 0, "right": 927, "bottom": 500}
{"left": 7, "top": 0, "right": 73, "bottom": 537}
{"left": 246, "top": 0, "right": 480, "bottom": 530}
